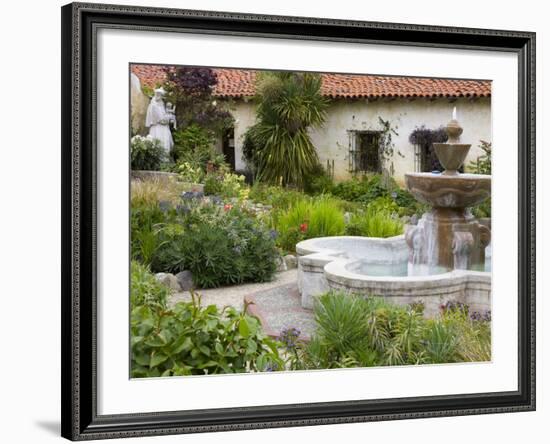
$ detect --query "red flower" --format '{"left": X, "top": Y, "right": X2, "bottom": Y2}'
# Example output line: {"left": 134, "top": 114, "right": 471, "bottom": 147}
{"left": 300, "top": 223, "right": 308, "bottom": 233}
{"left": 224, "top": 204, "right": 233, "bottom": 211}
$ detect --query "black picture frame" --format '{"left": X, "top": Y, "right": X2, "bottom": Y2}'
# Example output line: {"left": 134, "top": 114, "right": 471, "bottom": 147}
{"left": 61, "top": 2, "right": 536, "bottom": 440}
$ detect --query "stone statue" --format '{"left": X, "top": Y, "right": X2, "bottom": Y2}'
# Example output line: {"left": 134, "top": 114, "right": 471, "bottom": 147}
{"left": 145, "top": 87, "right": 175, "bottom": 155}
{"left": 130, "top": 73, "right": 149, "bottom": 135}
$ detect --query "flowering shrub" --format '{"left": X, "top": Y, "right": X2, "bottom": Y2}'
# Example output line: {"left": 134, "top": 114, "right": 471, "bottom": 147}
{"left": 177, "top": 207, "right": 278, "bottom": 288}
{"left": 141, "top": 197, "right": 278, "bottom": 288}
{"left": 130, "top": 135, "right": 166, "bottom": 171}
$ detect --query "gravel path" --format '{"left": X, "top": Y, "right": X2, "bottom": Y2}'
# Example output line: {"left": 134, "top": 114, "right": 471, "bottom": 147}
{"left": 245, "top": 284, "right": 316, "bottom": 340}
{"left": 169, "top": 269, "right": 298, "bottom": 310}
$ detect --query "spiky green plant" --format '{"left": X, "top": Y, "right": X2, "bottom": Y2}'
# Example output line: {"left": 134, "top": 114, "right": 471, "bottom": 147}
{"left": 345, "top": 207, "right": 403, "bottom": 238}
{"left": 274, "top": 197, "right": 345, "bottom": 251}
{"left": 308, "top": 198, "right": 346, "bottom": 237}
{"left": 246, "top": 71, "right": 328, "bottom": 188}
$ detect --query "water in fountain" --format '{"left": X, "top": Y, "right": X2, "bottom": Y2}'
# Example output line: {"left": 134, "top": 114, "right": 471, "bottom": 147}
{"left": 404, "top": 109, "right": 491, "bottom": 276}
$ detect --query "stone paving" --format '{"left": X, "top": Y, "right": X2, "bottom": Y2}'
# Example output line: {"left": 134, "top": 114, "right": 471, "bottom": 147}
{"left": 168, "top": 269, "right": 316, "bottom": 341}
{"left": 245, "top": 283, "right": 316, "bottom": 340}
{"left": 169, "top": 269, "right": 298, "bottom": 310}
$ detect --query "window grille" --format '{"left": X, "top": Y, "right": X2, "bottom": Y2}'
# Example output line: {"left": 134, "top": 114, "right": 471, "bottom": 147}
{"left": 348, "top": 130, "right": 382, "bottom": 173}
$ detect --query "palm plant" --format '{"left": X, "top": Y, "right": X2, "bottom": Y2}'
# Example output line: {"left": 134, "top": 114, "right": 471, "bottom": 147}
{"left": 246, "top": 72, "right": 328, "bottom": 188}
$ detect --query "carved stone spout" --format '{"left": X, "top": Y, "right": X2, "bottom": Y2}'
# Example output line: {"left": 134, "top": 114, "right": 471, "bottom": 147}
{"left": 452, "top": 231, "right": 474, "bottom": 270}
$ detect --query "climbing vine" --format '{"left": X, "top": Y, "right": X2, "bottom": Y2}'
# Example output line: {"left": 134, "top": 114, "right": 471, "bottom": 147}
{"left": 378, "top": 116, "right": 402, "bottom": 162}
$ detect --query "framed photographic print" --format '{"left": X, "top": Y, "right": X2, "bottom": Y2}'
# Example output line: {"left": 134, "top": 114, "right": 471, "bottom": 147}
{"left": 61, "top": 2, "right": 536, "bottom": 440}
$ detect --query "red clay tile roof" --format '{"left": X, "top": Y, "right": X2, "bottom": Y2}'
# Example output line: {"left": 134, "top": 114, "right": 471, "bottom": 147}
{"left": 131, "top": 65, "right": 491, "bottom": 99}
{"left": 131, "top": 65, "right": 168, "bottom": 89}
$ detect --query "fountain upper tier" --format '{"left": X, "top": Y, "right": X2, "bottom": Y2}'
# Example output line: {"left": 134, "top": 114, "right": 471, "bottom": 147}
{"left": 404, "top": 111, "right": 491, "bottom": 209}
{"left": 404, "top": 110, "right": 491, "bottom": 274}
{"left": 405, "top": 172, "right": 491, "bottom": 208}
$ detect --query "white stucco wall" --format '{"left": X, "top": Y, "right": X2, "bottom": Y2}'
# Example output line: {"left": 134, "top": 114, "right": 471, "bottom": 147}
{"left": 230, "top": 97, "right": 491, "bottom": 183}
{"left": 231, "top": 98, "right": 257, "bottom": 172}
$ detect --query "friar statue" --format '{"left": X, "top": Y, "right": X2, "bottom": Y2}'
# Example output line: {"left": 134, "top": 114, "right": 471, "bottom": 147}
{"left": 145, "top": 87, "right": 176, "bottom": 155}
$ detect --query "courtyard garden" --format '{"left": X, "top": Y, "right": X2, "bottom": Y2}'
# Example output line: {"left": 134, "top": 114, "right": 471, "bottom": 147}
{"left": 130, "top": 66, "right": 492, "bottom": 377}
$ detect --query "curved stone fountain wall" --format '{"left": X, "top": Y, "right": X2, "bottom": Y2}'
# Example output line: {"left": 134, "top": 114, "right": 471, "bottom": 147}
{"left": 297, "top": 235, "right": 491, "bottom": 317}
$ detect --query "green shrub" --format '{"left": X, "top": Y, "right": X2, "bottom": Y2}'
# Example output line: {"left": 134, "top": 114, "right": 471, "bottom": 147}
{"left": 345, "top": 208, "right": 403, "bottom": 238}
{"left": 303, "top": 164, "right": 334, "bottom": 195}
{"left": 176, "top": 161, "right": 204, "bottom": 183}
{"left": 149, "top": 203, "right": 278, "bottom": 288}
{"left": 468, "top": 140, "right": 492, "bottom": 175}
{"left": 172, "top": 124, "right": 212, "bottom": 163}
{"left": 329, "top": 174, "right": 424, "bottom": 215}
{"left": 471, "top": 198, "right": 491, "bottom": 219}
{"left": 203, "top": 173, "right": 223, "bottom": 195}
{"left": 131, "top": 290, "right": 283, "bottom": 377}
{"left": 249, "top": 184, "right": 308, "bottom": 210}
{"left": 182, "top": 211, "right": 277, "bottom": 288}
{"left": 130, "top": 261, "right": 169, "bottom": 309}
{"left": 366, "top": 196, "right": 401, "bottom": 215}
{"left": 467, "top": 140, "right": 492, "bottom": 219}
{"left": 330, "top": 176, "right": 371, "bottom": 201}
{"left": 391, "top": 188, "right": 427, "bottom": 216}
{"left": 131, "top": 135, "right": 166, "bottom": 171}
{"left": 130, "top": 202, "right": 168, "bottom": 265}
{"left": 204, "top": 172, "right": 247, "bottom": 199}
{"left": 329, "top": 174, "right": 395, "bottom": 206}
{"left": 171, "top": 123, "right": 225, "bottom": 170}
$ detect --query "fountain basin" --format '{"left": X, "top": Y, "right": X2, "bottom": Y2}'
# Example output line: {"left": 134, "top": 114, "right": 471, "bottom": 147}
{"left": 405, "top": 172, "right": 491, "bottom": 208}
{"left": 297, "top": 235, "right": 491, "bottom": 317}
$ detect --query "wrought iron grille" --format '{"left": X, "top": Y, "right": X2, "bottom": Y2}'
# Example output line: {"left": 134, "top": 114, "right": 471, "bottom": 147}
{"left": 348, "top": 130, "right": 382, "bottom": 173}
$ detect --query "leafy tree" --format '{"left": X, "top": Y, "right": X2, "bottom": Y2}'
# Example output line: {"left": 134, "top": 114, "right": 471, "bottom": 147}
{"left": 165, "top": 67, "right": 233, "bottom": 134}
{"left": 244, "top": 72, "right": 328, "bottom": 188}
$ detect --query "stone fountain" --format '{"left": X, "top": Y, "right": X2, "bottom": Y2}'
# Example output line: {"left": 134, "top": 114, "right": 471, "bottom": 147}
{"left": 405, "top": 109, "right": 491, "bottom": 275}
{"left": 296, "top": 109, "right": 492, "bottom": 317}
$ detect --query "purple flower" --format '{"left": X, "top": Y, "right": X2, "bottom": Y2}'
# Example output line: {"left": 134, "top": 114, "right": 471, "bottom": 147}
{"left": 470, "top": 310, "right": 491, "bottom": 322}
{"left": 278, "top": 327, "right": 301, "bottom": 350}
{"left": 470, "top": 311, "right": 483, "bottom": 322}
{"left": 264, "top": 362, "right": 278, "bottom": 372}
{"left": 442, "top": 300, "right": 469, "bottom": 314}
{"left": 176, "top": 204, "right": 191, "bottom": 215}
{"left": 181, "top": 191, "right": 204, "bottom": 201}
{"left": 269, "top": 229, "right": 278, "bottom": 240}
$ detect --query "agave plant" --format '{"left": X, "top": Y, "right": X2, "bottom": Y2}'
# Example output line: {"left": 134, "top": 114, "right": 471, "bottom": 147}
{"left": 246, "top": 71, "right": 328, "bottom": 188}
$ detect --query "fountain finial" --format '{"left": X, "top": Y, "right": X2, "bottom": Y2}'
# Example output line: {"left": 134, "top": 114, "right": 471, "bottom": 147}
{"left": 445, "top": 107, "right": 463, "bottom": 143}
